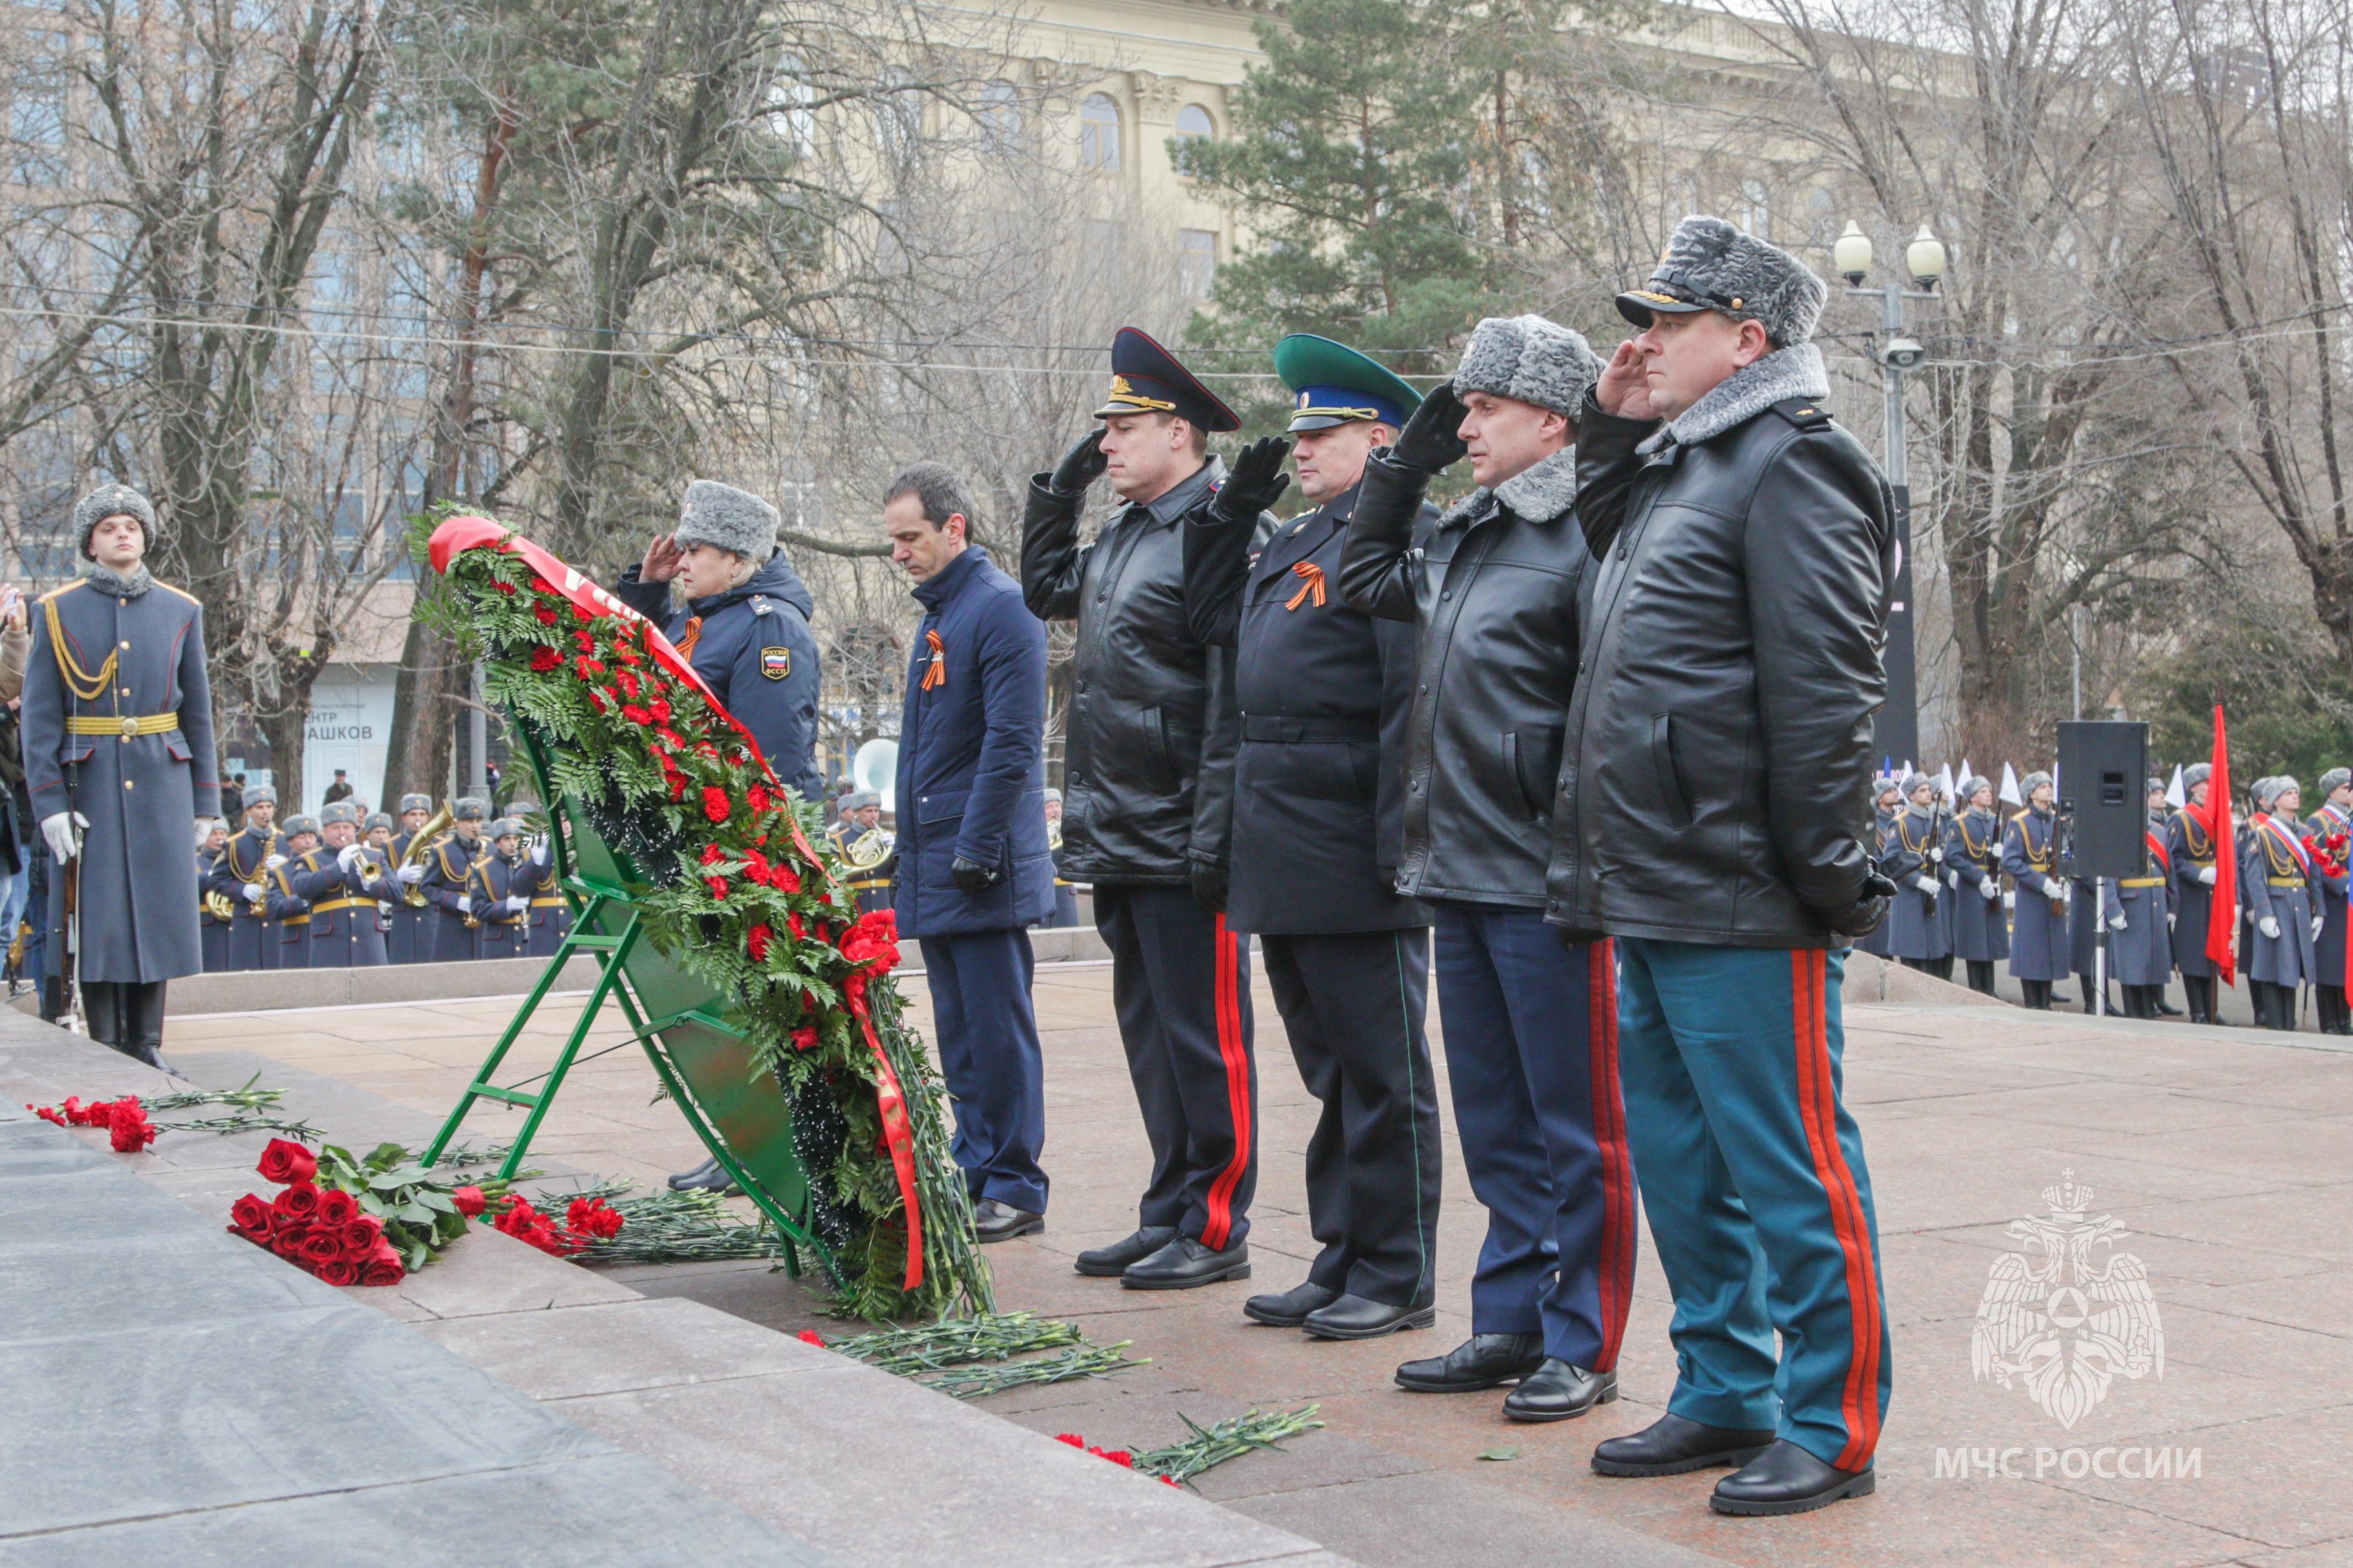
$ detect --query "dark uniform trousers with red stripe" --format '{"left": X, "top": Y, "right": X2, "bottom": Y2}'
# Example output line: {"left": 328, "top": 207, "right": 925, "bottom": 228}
{"left": 1431, "top": 903, "right": 1636, "bottom": 1372}
{"left": 1615, "top": 938, "right": 1892, "bottom": 1472}
{"left": 1093, "top": 884, "right": 1255, "bottom": 1248}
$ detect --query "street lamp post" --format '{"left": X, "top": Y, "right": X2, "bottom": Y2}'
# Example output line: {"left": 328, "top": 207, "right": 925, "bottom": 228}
{"left": 1834, "top": 219, "right": 1944, "bottom": 773}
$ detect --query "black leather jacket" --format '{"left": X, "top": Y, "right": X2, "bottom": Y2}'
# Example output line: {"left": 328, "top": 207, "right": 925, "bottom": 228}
{"left": 1548, "top": 394, "right": 1895, "bottom": 947}
{"left": 1022, "top": 457, "right": 1269, "bottom": 885}
{"left": 1339, "top": 444, "right": 1590, "bottom": 907}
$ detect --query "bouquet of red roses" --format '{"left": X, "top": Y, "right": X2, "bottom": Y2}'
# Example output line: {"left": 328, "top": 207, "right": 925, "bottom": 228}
{"left": 228, "top": 1138, "right": 507, "bottom": 1286}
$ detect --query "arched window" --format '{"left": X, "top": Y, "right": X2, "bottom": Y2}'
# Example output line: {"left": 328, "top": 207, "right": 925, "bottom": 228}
{"left": 1079, "top": 93, "right": 1121, "bottom": 171}
{"left": 1175, "top": 104, "right": 1215, "bottom": 142}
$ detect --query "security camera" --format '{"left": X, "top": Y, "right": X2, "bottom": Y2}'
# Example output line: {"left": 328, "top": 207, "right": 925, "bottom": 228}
{"left": 1880, "top": 337, "right": 1926, "bottom": 370}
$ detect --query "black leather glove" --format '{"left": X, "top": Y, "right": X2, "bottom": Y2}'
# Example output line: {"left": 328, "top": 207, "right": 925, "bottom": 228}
{"left": 1189, "top": 858, "right": 1229, "bottom": 916}
{"left": 1050, "top": 429, "right": 1108, "bottom": 494}
{"left": 1824, "top": 870, "right": 1900, "bottom": 937}
{"left": 1390, "top": 379, "right": 1470, "bottom": 474}
{"left": 950, "top": 856, "right": 1002, "bottom": 895}
{"left": 1211, "top": 435, "right": 1292, "bottom": 524}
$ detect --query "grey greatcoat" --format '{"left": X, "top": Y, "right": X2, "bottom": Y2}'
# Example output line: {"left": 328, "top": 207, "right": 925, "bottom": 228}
{"left": 2241, "top": 816, "right": 2316, "bottom": 987}
{"left": 2101, "top": 811, "right": 2174, "bottom": 987}
{"left": 24, "top": 573, "right": 219, "bottom": 984}
{"left": 2002, "top": 807, "right": 2072, "bottom": 982}
{"left": 2168, "top": 808, "right": 2225, "bottom": 977}
{"left": 1944, "top": 807, "right": 2010, "bottom": 962}
{"left": 1879, "top": 804, "right": 1948, "bottom": 961}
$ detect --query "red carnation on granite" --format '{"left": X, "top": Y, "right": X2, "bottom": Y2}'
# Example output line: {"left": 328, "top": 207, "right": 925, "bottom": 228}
{"left": 797, "top": 1329, "right": 826, "bottom": 1347}
{"left": 257, "top": 1138, "right": 319, "bottom": 1185}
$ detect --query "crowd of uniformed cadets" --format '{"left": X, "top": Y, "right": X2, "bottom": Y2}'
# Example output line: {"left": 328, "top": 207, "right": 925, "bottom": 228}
{"left": 44, "top": 207, "right": 2353, "bottom": 1522}
{"left": 1863, "top": 765, "right": 2352, "bottom": 1031}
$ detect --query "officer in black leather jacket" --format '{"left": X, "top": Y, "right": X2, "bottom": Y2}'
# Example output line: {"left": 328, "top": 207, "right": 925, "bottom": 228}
{"left": 1022, "top": 328, "right": 1274, "bottom": 1292}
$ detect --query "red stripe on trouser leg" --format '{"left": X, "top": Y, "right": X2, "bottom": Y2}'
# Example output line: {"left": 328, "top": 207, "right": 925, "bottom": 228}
{"left": 1200, "top": 914, "right": 1252, "bottom": 1251}
{"left": 1587, "top": 939, "right": 1634, "bottom": 1371}
{"left": 1790, "top": 949, "right": 1883, "bottom": 1469}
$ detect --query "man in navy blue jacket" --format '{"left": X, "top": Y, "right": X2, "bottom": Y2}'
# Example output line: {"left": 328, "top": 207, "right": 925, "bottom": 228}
{"left": 884, "top": 464, "right": 1057, "bottom": 1242}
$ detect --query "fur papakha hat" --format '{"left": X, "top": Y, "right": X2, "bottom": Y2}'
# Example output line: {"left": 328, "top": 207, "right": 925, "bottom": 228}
{"left": 1617, "top": 215, "right": 1828, "bottom": 348}
{"left": 2183, "top": 763, "right": 2212, "bottom": 790}
{"left": 2319, "top": 767, "right": 2351, "bottom": 797}
{"left": 1452, "top": 315, "right": 1603, "bottom": 421}
{"left": 75, "top": 483, "right": 159, "bottom": 561}
{"left": 676, "top": 479, "right": 780, "bottom": 562}
{"left": 2020, "top": 770, "right": 2053, "bottom": 798}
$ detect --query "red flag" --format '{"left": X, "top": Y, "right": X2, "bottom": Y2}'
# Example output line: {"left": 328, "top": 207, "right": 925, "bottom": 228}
{"left": 2201, "top": 704, "right": 2237, "bottom": 985}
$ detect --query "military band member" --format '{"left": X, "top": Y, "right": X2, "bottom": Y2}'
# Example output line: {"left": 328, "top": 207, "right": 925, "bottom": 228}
{"left": 2306, "top": 767, "right": 2351, "bottom": 1035}
{"left": 2004, "top": 775, "right": 2072, "bottom": 1009}
{"left": 1186, "top": 334, "right": 1440, "bottom": 1341}
{"left": 23, "top": 483, "right": 220, "bottom": 1063}
{"left": 208, "top": 785, "right": 286, "bottom": 972}
{"left": 1881, "top": 774, "right": 1951, "bottom": 978}
{"left": 290, "top": 800, "right": 390, "bottom": 967}
{"left": 2103, "top": 779, "right": 2176, "bottom": 1020}
{"left": 198, "top": 818, "right": 234, "bottom": 973}
{"left": 2168, "top": 764, "right": 2224, "bottom": 1023}
{"left": 1023, "top": 327, "right": 1263, "bottom": 1290}
{"left": 421, "top": 796, "right": 491, "bottom": 963}
{"left": 1854, "top": 780, "right": 1899, "bottom": 960}
{"left": 266, "top": 815, "right": 323, "bottom": 969}
{"left": 1944, "top": 777, "right": 2008, "bottom": 994}
{"left": 826, "top": 790, "right": 896, "bottom": 914}
{"left": 1040, "top": 788, "right": 1079, "bottom": 929}
{"left": 2243, "top": 776, "right": 2316, "bottom": 1031}
{"left": 466, "top": 818, "right": 531, "bottom": 959}
{"left": 520, "top": 829, "right": 570, "bottom": 959}
{"left": 386, "top": 793, "right": 437, "bottom": 964}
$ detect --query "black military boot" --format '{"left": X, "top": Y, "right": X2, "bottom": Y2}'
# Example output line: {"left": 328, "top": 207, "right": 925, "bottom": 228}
{"left": 82, "top": 980, "right": 123, "bottom": 1045}
{"left": 1121, "top": 1236, "right": 1249, "bottom": 1290}
{"left": 1074, "top": 1226, "right": 1176, "bottom": 1278}
{"left": 115, "top": 981, "right": 174, "bottom": 1073}
{"left": 1710, "top": 1440, "right": 1876, "bottom": 1516}
{"left": 1593, "top": 1413, "right": 1776, "bottom": 1477}
{"left": 1502, "top": 1360, "right": 1618, "bottom": 1422}
{"left": 1300, "top": 1293, "right": 1435, "bottom": 1340}
{"left": 1243, "top": 1280, "right": 1339, "bottom": 1328}
{"left": 1394, "top": 1332, "right": 1544, "bottom": 1393}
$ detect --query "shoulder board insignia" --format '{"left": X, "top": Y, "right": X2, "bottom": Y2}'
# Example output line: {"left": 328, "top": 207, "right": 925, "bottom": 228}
{"left": 1774, "top": 398, "right": 1834, "bottom": 430}
{"left": 154, "top": 581, "right": 201, "bottom": 605}
{"left": 37, "top": 581, "right": 83, "bottom": 604}
{"left": 750, "top": 596, "right": 772, "bottom": 617}
{"left": 759, "top": 646, "right": 791, "bottom": 680}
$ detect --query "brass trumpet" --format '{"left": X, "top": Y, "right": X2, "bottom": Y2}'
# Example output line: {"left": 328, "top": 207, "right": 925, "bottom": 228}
{"left": 398, "top": 801, "right": 455, "bottom": 907}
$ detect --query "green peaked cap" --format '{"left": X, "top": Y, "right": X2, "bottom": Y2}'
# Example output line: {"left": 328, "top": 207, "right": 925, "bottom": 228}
{"left": 1271, "top": 333, "right": 1422, "bottom": 432}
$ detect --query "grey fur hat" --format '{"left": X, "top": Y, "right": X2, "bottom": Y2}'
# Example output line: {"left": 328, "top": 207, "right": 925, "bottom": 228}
{"left": 453, "top": 796, "right": 491, "bottom": 822}
{"left": 365, "top": 812, "right": 394, "bottom": 833}
{"left": 2258, "top": 775, "right": 2299, "bottom": 809}
{"left": 2183, "top": 763, "right": 2211, "bottom": 790}
{"left": 320, "top": 801, "right": 360, "bottom": 827}
{"left": 281, "top": 815, "right": 321, "bottom": 838}
{"left": 1043, "top": 787, "right": 1062, "bottom": 805}
{"left": 1617, "top": 215, "right": 1828, "bottom": 348}
{"left": 243, "top": 785, "right": 278, "bottom": 807}
{"left": 844, "top": 789, "right": 880, "bottom": 811}
{"left": 2146, "top": 777, "right": 2167, "bottom": 796}
{"left": 1901, "top": 772, "right": 1933, "bottom": 798}
{"left": 676, "top": 479, "right": 780, "bottom": 561}
{"left": 1962, "top": 775, "right": 1992, "bottom": 800}
{"left": 2319, "top": 767, "right": 2351, "bottom": 796}
{"left": 488, "top": 817, "right": 524, "bottom": 839}
{"left": 1452, "top": 315, "right": 1603, "bottom": 420}
{"left": 398, "top": 793, "right": 432, "bottom": 815}
{"left": 2021, "top": 770, "right": 2054, "bottom": 798}
{"left": 75, "top": 483, "right": 159, "bottom": 560}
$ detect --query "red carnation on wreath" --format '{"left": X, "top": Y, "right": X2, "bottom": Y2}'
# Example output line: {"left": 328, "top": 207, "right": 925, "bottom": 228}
{"left": 747, "top": 922, "right": 773, "bottom": 962}
{"left": 530, "top": 645, "right": 561, "bottom": 672}
{"left": 702, "top": 786, "right": 732, "bottom": 823}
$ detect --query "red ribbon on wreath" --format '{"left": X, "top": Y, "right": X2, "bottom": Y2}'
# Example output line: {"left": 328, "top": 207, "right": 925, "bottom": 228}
{"left": 428, "top": 515, "right": 924, "bottom": 1289}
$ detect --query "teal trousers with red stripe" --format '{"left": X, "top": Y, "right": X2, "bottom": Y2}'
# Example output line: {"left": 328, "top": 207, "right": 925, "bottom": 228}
{"left": 1615, "top": 939, "right": 1891, "bottom": 1470}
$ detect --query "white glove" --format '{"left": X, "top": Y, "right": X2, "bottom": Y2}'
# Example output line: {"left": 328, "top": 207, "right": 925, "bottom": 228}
{"left": 39, "top": 811, "right": 85, "bottom": 865}
{"left": 240, "top": 882, "right": 265, "bottom": 903}
{"left": 2260, "top": 915, "right": 2281, "bottom": 940}
{"left": 378, "top": 901, "right": 395, "bottom": 917}
{"left": 2314, "top": 916, "right": 2326, "bottom": 941}
{"left": 504, "top": 895, "right": 529, "bottom": 913}
{"left": 2197, "top": 865, "right": 2217, "bottom": 886}
{"left": 457, "top": 895, "right": 473, "bottom": 915}
{"left": 395, "top": 864, "right": 426, "bottom": 885}
{"left": 1980, "top": 877, "right": 2000, "bottom": 901}
{"left": 530, "top": 840, "right": 550, "bottom": 866}
{"left": 1914, "top": 875, "right": 1938, "bottom": 895}
{"left": 2168, "top": 913, "right": 2178, "bottom": 931}
{"left": 2056, "top": 882, "right": 2072, "bottom": 903}
{"left": 264, "top": 853, "right": 287, "bottom": 871}
{"left": 2108, "top": 910, "right": 2127, "bottom": 931}
{"left": 2004, "top": 890, "right": 2017, "bottom": 909}
{"left": 1928, "top": 845, "right": 1944, "bottom": 864}
{"left": 336, "top": 843, "right": 363, "bottom": 871}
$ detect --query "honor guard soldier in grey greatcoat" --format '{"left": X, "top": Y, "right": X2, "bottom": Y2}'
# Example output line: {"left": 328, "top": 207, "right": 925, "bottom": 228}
{"left": 2100, "top": 779, "right": 2177, "bottom": 1019}
{"left": 466, "top": 818, "right": 531, "bottom": 960}
{"left": 1944, "top": 777, "right": 2008, "bottom": 994}
{"left": 2243, "top": 776, "right": 2316, "bottom": 1030}
{"left": 826, "top": 790, "right": 897, "bottom": 914}
{"left": 290, "top": 800, "right": 391, "bottom": 967}
{"left": 2003, "top": 772, "right": 2071, "bottom": 1009}
{"left": 421, "top": 796, "right": 491, "bottom": 963}
{"left": 1855, "top": 780, "right": 1899, "bottom": 960}
{"left": 198, "top": 818, "right": 233, "bottom": 972}
{"left": 1186, "top": 333, "right": 1441, "bottom": 1342}
{"left": 1024, "top": 327, "right": 1265, "bottom": 1290}
{"left": 266, "top": 815, "right": 323, "bottom": 969}
{"left": 207, "top": 785, "right": 285, "bottom": 971}
{"left": 25, "top": 483, "right": 220, "bottom": 1062}
{"left": 1882, "top": 774, "right": 1951, "bottom": 979}
{"left": 385, "top": 793, "right": 438, "bottom": 963}
{"left": 2168, "top": 764, "right": 2225, "bottom": 1023}
{"left": 1040, "top": 789, "right": 1079, "bottom": 928}
{"left": 2305, "top": 767, "right": 2351, "bottom": 1034}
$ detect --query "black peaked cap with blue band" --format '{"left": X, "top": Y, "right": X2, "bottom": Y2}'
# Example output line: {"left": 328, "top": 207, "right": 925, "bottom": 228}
{"left": 1092, "top": 326, "right": 1240, "bottom": 433}
{"left": 1271, "top": 333, "right": 1422, "bottom": 434}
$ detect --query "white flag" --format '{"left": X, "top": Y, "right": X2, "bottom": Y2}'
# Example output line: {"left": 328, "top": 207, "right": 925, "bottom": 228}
{"left": 1935, "top": 763, "right": 1956, "bottom": 804}
{"left": 1959, "top": 757, "right": 1975, "bottom": 792}
{"left": 2166, "top": 764, "right": 2185, "bottom": 809}
{"left": 1999, "top": 763, "right": 2023, "bottom": 806}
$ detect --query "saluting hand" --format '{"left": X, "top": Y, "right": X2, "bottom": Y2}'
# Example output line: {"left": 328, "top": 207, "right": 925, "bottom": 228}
{"left": 1211, "top": 436, "right": 1292, "bottom": 524}
{"left": 641, "top": 532, "right": 686, "bottom": 584}
{"left": 1593, "top": 340, "right": 1658, "bottom": 421}
{"left": 1390, "top": 380, "right": 1470, "bottom": 475}
{"left": 1050, "top": 429, "right": 1109, "bottom": 494}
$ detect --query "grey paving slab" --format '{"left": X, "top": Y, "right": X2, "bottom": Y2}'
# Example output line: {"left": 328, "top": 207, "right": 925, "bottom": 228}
{"left": 0, "top": 1452, "right": 829, "bottom": 1567}
{"left": 415, "top": 1296, "right": 840, "bottom": 1400}
{"left": 0, "top": 1230, "right": 323, "bottom": 1346}
{"left": 1225, "top": 1470, "right": 1736, "bottom": 1568}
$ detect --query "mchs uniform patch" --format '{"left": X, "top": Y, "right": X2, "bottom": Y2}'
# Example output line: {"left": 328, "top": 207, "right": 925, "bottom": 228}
{"left": 759, "top": 646, "right": 792, "bottom": 680}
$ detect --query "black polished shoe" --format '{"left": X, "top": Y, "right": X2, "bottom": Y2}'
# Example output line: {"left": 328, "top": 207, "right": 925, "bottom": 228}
{"left": 1121, "top": 1236, "right": 1250, "bottom": 1290}
{"left": 1592, "top": 1413, "right": 1777, "bottom": 1477}
{"left": 2156, "top": 998, "right": 2184, "bottom": 1016}
{"left": 1243, "top": 1280, "right": 1339, "bottom": 1328}
{"left": 666, "top": 1157, "right": 737, "bottom": 1194}
{"left": 1074, "top": 1226, "right": 1178, "bottom": 1278}
{"left": 1302, "top": 1294, "right": 1436, "bottom": 1340}
{"left": 1502, "top": 1359, "right": 1618, "bottom": 1422}
{"left": 1394, "top": 1332, "right": 1545, "bottom": 1393}
{"left": 971, "top": 1199, "right": 1044, "bottom": 1243}
{"left": 1711, "top": 1440, "right": 1875, "bottom": 1516}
